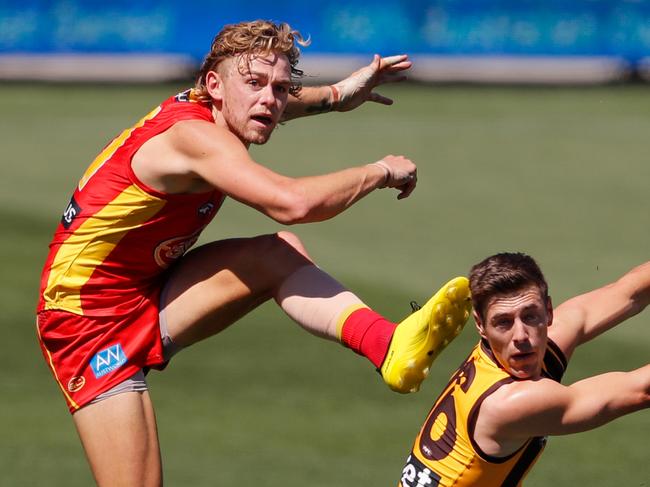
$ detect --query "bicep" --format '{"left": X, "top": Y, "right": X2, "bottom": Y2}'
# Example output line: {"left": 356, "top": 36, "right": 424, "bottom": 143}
{"left": 490, "top": 381, "right": 572, "bottom": 440}
{"left": 494, "top": 378, "right": 615, "bottom": 440}
{"left": 550, "top": 279, "right": 639, "bottom": 358}
{"left": 170, "top": 121, "right": 302, "bottom": 221}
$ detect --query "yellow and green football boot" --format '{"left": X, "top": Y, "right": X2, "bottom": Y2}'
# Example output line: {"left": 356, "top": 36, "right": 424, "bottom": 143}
{"left": 380, "top": 276, "right": 471, "bottom": 393}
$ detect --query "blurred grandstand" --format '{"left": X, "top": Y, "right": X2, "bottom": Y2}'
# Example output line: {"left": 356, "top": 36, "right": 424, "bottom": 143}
{"left": 1, "top": 1, "right": 649, "bottom": 84}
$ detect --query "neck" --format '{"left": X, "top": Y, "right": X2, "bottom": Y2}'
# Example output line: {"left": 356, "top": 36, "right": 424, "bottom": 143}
{"left": 210, "top": 105, "right": 251, "bottom": 149}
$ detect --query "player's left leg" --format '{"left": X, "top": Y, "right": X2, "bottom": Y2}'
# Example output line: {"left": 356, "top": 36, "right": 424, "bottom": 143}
{"left": 288, "top": 273, "right": 470, "bottom": 393}
{"left": 161, "top": 231, "right": 470, "bottom": 393}
{"left": 73, "top": 390, "right": 161, "bottom": 487}
{"left": 273, "top": 233, "right": 472, "bottom": 393}
{"left": 159, "top": 231, "right": 319, "bottom": 348}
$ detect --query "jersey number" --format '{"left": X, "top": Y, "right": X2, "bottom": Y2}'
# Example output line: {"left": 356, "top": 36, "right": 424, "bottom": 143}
{"left": 419, "top": 358, "right": 476, "bottom": 461}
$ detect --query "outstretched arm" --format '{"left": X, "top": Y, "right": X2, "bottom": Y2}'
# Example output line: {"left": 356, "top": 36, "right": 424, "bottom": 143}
{"left": 476, "top": 366, "right": 650, "bottom": 456}
{"left": 281, "top": 54, "right": 412, "bottom": 121}
{"left": 149, "top": 120, "right": 418, "bottom": 223}
{"left": 549, "top": 261, "right": 650, "bottom": 360}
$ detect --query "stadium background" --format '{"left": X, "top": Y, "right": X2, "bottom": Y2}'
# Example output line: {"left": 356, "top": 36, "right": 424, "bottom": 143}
{"left": 1, "top": 1, "right": 649, "bottom": 485}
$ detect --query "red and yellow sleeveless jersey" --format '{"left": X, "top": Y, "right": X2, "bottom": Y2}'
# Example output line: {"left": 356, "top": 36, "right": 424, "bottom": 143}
{"left": 399, "top": 339, "right": 566, "bottom": 487}
{"left": 38, "top": 89, "right": 225, "bottom": 316}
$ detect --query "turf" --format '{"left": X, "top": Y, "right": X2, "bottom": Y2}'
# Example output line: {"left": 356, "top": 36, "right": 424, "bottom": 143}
{"left": 1, "top": 82, "right": 648, "bottom": 486}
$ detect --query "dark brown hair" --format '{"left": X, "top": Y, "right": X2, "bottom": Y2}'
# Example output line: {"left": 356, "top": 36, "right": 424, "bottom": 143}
{"left": 194, "top": 20, "right": 309, "bottom": 101}
{"left": 469, "top": 252, "right": 549, "bottom": 320}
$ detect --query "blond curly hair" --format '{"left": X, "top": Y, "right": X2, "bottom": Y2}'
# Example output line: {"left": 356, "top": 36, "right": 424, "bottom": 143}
{"left": 194, "top": 20, "right": 309, "bottom": 101}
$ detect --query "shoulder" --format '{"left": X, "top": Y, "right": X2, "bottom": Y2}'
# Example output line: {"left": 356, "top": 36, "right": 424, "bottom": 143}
{"left": 163, "top": 120, "right": 247, "bottom": 160}
{"left": 472, "top": 378, "right": 564, "bottom": 455}
{"left": 132, "top": 118, "right": 249, "bottom": 192}
{"left": 481, "top": 377, "right": 568, "bottom": 428}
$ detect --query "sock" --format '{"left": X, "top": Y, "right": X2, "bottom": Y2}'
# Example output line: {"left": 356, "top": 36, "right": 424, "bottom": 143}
{"left": 339, "top": 307, "right": 397, "bottom": 368}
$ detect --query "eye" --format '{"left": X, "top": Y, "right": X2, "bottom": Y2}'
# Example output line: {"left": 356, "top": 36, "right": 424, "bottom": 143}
{"left": 493, "top": 317, "right": 513, "bottom": 330}
{"left": 247, "top": 78, "right": 261, "bottom": 89}
{"left": 523, "top": 312, "right": 545, "bottom": 326}
{"left": 275, "top": 84, "right": 289, "bottom": 94}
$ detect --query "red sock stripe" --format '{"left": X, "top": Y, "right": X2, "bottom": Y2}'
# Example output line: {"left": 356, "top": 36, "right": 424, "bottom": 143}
{"left": 341, "top": 308, "right": 397, "bottom": 369}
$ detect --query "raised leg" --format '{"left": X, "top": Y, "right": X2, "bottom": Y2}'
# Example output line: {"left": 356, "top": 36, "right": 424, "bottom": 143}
{"left": 161, "top": 231, "right": 363, "bottom": 346}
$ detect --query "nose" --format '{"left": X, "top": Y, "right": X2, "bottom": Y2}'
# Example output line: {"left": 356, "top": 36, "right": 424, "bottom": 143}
{"left": 512, "top": 319, "right": 530, "bottom": 344}
{"left": 259, "top": 84, "right": 275, "bottom": 107}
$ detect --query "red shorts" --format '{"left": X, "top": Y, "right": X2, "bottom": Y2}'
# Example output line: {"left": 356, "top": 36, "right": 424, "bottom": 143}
{"left": 36, "top": 293, "right": 166, "bottom": 414}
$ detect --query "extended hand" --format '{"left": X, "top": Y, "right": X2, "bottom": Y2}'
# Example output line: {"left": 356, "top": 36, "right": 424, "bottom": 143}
{"left": 372, "top": 155, "right": 417, "bottom": 199}
{"left": 332, "top": 54, "right": 412, "bottom": 112}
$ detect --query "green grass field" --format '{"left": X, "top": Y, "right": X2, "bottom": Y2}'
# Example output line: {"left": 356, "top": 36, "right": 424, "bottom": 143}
{"left": 1, "top": 82, "right": 649, "bottom": 486}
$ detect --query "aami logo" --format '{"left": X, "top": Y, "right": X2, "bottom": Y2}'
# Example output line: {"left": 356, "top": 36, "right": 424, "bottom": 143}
{"left": 61, "top": 197, "right": 82, "bottom": 229}
{"left": 90, "top": 344, "right": 128, "bottom": 379}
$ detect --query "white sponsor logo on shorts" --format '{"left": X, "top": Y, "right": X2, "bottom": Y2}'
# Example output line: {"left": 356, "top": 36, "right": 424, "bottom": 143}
{"left": 90, "top": 343, "right": 128, "bottom": 379}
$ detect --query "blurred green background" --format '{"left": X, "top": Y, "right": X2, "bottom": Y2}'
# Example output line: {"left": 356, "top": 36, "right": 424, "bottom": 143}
{"left": 1, "top": 83, "right": 648, "bottom": 486}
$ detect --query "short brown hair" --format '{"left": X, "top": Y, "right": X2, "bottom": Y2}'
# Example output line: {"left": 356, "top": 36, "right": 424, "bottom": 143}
{"left": 194, "top": 20, "right": 309, "bottom": 101}
{"left": 469, "top": 252, "right": 549, "bottom": 320}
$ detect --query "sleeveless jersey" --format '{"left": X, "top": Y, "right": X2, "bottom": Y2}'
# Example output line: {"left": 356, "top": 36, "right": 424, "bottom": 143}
{"left": 38, "top": 89, "right": 224, "bottom": 316}
{"left": 399, "top": 339, "right": 567, "bottom": 487}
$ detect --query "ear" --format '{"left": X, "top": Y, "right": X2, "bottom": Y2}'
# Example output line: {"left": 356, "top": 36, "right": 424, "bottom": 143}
{"left": 473, "top": 309, "right": 487, "bottom": 339}
{"left": 205, "top": 70, "right": 224, "bottom": 102}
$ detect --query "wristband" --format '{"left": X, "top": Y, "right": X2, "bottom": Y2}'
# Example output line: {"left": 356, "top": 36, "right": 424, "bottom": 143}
{"left": 371, "top": 160, "right": 391, "bottom": 188}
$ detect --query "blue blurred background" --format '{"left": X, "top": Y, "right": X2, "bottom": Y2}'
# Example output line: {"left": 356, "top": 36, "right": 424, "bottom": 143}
{"left": 2, "top": 0, "right": 650, "bottom": 83}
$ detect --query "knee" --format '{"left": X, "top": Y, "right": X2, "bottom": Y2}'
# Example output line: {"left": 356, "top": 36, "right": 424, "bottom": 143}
{"left": 275, "top": 231, "right": 311, "bottom": 260}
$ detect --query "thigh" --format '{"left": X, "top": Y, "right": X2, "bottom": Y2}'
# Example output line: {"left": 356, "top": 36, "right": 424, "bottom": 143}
{"left": 37, "top": 307, "right": 164, "bottom": 413}
{"left": 73, "top": 391, "right": 161, "bottom": 487}
{"left": 161, "top": 232, "right": 312, "bottom": 347}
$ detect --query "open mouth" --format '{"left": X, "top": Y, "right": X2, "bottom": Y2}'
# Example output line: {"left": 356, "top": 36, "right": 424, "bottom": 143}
{"left": 251, "top": 114, "right": 274, "bottom": 126}
{"left": 512, "top": 351, "right": 535, "bottom": 361}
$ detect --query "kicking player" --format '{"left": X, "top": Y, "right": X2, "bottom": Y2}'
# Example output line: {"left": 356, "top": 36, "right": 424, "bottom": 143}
{"left": 36, "top": 20, "right": 471, "bottom": 486}
{"left": 398, "top": 253, "right": 650, "bottom": 486}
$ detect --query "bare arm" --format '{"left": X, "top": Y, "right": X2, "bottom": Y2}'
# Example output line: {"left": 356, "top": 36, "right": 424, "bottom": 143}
{"left": 145, "top": 119, "right": 416, "bottom": 224}
{"left": 550, "top": 261, "right": 650, "bottom": 359}
{"left": 281, "top": 54, "right": 412, "bottom": 121}
{"left": 282, "top": 85, "right": 337, "bottom": 119}
{"left": 478, "top": 366, "right": 650, "bottom": 454}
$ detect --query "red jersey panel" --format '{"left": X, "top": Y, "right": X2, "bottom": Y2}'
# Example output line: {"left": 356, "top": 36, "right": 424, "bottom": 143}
{"left": 38, "top": 89, "right": 224, "bottom": 316}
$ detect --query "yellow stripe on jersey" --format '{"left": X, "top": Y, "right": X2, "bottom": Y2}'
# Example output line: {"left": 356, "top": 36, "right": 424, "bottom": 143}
{"left": 78, "top": 106, "right": 161, "bottom": 191}
{"left": 43, "top": 184, "right": 166, "bottom": 314}
{"left": 35, "top": 318, "right": 81, "bottom": 410}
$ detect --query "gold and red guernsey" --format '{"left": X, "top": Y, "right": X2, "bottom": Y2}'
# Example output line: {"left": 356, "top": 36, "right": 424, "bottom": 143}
{"left": 38, "top": 90, "right": 224, "bottom": 317}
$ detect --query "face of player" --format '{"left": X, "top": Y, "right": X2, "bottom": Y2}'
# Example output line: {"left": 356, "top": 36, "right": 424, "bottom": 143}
{"left": 475, "top": 285, "right": 552, "bottom": 380}
{"left": 209, "top": 52, "right": 291, "bottom": 146}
